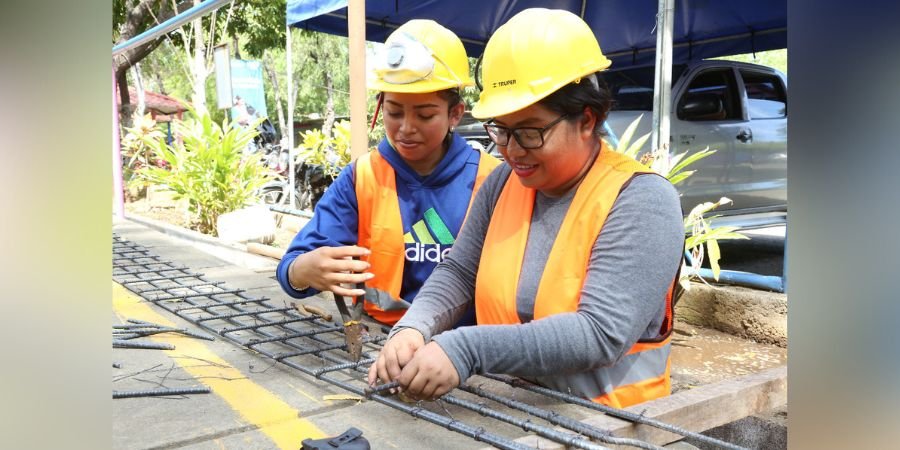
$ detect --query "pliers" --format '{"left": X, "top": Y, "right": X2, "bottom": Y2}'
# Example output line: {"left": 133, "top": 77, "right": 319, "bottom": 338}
{"left": 334, "top": 280, "right": 367, "bottom": 361}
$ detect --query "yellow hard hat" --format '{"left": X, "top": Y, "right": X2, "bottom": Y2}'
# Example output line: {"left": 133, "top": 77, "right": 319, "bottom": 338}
{"left": 471, "top": 8, "right": 611, "bottom": 119}
{"left": 369, "top": 20, "right": 474, "bottom": 93}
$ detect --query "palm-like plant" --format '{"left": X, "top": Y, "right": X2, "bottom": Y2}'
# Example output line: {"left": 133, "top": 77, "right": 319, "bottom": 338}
{"left": 138, "top": 107, "right": 273, "bottom": 235}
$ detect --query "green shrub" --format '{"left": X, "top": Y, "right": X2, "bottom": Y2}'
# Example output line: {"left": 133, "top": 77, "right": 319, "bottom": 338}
{"left": 296, "top": 119, "right": 385, "bottom": 180}
{"left": 120, "top": 113, "right": 166, "bottom": 200}
{"left": 296, "top": 120, "right": 354, "bottom": 179}
{"left": 138, "top": 107, "right": 273, "bottom": 235}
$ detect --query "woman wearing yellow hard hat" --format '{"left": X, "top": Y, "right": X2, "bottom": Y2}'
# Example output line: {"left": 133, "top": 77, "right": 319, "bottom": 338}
{"left": 277, "top": 20, "right": 500, "bottom": 326}
{"left": 369, "top": 9, "right": 684, "bottom": 408}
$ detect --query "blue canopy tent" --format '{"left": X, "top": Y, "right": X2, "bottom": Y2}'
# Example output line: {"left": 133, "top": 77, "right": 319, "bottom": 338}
{"left": 287, "top": 0, "right": 786, "bottom": 68}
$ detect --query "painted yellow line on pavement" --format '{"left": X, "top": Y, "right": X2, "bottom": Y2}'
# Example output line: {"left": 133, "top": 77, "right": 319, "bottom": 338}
{"left": 112, "top": 282, "right": 326, "bottom": 449}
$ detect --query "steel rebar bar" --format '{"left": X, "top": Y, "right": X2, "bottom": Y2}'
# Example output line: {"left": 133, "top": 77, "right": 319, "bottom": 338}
{"left": 113, "top": 339, "right": 175, "bottom": 350}
{"left": 218, "top": 315, "right": 318, "bottom": 333}
{"left": 134, "top": 280, "right": 224, "bottom": 294}
{"left": 274, "top": 342, "right": 347, "bottom": 360}
{"left": 113, "top": 260, "right": 167, "bottom": 269}
{"left": 149, "top": 288, "right": 245, "bottom": 302}
{"left": 113, "top": 327, "right": 215, "bottom": 341}
{"left": 172, "top": 297, "right": 270, "bottom": 312}
{"left": 364, "top": 381, "right": 400, "bottom": 397}
{"left": 245, "top": 325, "right": 343, "bottom": 346}
{"left": 196, "top": 305, "right": 298, "bottom": 322}
{"left": 313, "top": 359, "right": 375, "bottom": 378}
{"left": 117, "top": 274, "right": 206, "bottom": 285}
{"left": 113, "top": 387, "right": 211, "bottom": 399}
{"left": 113, "top": 266, "right": 191, "bottom": 276}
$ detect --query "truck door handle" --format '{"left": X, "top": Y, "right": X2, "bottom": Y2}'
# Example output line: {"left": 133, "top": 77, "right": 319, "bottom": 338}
{"left": 736, "top": 129, "right": 752, "bottom": 142}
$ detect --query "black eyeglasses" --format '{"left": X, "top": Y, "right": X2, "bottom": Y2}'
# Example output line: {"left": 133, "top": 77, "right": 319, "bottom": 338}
{"left": 483, "top": 113, "right": 569, "bottom": 149}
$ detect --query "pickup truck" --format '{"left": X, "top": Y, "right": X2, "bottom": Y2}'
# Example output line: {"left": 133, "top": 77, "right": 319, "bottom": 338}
{"left": 601, "top": 60, "right": 787, "bottom": 228}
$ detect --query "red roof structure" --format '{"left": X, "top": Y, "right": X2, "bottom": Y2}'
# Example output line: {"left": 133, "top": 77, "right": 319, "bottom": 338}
{"left": 120, "top": 87, "right": 190, "bottom": 122}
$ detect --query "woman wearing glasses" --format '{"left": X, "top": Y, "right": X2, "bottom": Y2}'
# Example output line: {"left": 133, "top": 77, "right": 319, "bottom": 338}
{"left": 369, "top": 9, "right": 684, "bottom": 408}
{"left": 276, "top": 20, "right": 499, "bottom": 326}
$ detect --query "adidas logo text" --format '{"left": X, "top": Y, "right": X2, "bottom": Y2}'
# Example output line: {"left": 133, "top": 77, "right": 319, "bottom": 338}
{"left": 405, "top": 243, "right": 452, "bottom": 263}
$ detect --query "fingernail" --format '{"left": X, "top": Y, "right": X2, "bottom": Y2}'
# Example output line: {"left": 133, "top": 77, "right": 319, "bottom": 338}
{"left": 365, "top": 273, "right": 375, "bottom": 280}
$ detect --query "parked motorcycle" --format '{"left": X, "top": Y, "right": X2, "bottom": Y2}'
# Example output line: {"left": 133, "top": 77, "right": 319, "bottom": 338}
{"left": 258, "top": 149, "right": 332, "bottom": 212}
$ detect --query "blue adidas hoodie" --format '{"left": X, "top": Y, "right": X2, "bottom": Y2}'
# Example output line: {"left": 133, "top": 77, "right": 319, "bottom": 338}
{"left": 276, "top": 133, "right": 488, "bottom": 326}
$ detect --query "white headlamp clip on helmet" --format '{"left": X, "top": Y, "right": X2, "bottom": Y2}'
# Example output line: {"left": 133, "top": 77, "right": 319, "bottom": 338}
{"left": 368, "top": 19, "right": 474, "bottom": 94}
{"left": 376, "top": 32, "right": 436, "bottom": 85}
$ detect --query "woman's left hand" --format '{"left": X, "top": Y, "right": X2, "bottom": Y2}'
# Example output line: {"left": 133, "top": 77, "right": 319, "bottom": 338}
{"left": 397, "top": 341, "right": 460, "bottom": 401}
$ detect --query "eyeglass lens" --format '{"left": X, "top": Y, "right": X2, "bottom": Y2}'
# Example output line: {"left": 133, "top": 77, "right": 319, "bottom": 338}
{"left": 484, "top": 114, "right": 566, "bottom": 149}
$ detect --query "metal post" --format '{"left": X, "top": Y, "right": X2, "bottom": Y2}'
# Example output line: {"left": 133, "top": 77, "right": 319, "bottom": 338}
{"left": 651, "top": 0, "right": 675, "bottom": 155}
{"left": 348, "top": 0, "right": 367, "bottom": 160}
{"left": 113, "top": 66, "right": 125, "bottom": 219}
{"left": 287, "top": 24, "right": 296, "bottom": 208}
{"left": 112, "top": 0, "right": 233, "bottom": 57}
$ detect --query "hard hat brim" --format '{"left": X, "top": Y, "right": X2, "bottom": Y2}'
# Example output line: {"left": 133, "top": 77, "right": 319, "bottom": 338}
{"left": 471, "top": 60, "right": 610, "bottom": 119}
{"left": 368, "top": 77, "right": 474, "bottom": 94}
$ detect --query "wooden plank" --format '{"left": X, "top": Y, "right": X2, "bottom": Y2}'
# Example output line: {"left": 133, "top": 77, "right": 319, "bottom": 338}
{"left": 593, "top": 365, "right": 787, "bottom": 446}
{"left": 246, "top": 242, "right": 285, "bottom": 260}
{"left": 492, "top": 366, "right": 786, "bottom": 450}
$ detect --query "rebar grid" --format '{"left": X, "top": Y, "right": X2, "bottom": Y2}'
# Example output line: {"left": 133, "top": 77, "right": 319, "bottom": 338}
{"left": 111, "top": 234, "right": 746, "bottom": 450}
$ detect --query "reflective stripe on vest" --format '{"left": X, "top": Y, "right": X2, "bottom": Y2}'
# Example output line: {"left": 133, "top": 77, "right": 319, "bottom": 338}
{"left": 474, "top": 143, "right": 676, "bottom": 408}
{"left": 356, "top": 150, "right": 499, "bottom": 325}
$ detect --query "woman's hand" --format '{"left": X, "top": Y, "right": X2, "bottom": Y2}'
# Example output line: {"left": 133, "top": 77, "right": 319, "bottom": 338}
{"left": 367, "top": 328, "right": 425, "bottom": 388}
{"left": 396, "top": 341, "right": 460, "bottom": 401}
{"left": 288, "top": 246, "right": 372, "bottom": 297}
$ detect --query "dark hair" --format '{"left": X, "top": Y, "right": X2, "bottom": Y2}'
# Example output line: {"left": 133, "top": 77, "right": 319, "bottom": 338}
{"left": 435, "top": 88, "right": 463, "bottom": 111}
{"left": 536, "top": 72, "right": 612, "bottom": 137}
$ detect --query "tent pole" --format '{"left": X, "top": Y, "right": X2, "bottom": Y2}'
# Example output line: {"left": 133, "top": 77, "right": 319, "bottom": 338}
{"left": 113, "top": 65, "right": 125, "bottom": 219}
{"left": 348, "top": 0, "right": 367, "bottom": 160}
{"left": 287, "top": 24, "right": 296, "bottom": 208}
{"left": 651, "top": 0, "right": 675, "bottom": 157}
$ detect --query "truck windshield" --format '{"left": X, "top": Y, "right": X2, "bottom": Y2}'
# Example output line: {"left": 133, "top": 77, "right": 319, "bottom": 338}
{"left": 600, "top": 64, "right": 686, "bottom": 111}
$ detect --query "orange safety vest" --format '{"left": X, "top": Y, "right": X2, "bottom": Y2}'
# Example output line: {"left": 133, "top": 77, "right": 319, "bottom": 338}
{"left": 474, "top": 144, "right": 677, "bottom": 408}
{"left": 356, "top": 149, "right": 499, "bottom": 325}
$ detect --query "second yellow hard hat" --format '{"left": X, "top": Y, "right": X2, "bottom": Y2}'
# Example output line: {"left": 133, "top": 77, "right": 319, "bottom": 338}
{"left": 471, "top": 8, "right": 611, "bottom": 119}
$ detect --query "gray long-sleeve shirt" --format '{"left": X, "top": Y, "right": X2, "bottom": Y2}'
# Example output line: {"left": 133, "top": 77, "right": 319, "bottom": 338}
{"left": 393, "top": 162, "right": 684, "bottom": 383}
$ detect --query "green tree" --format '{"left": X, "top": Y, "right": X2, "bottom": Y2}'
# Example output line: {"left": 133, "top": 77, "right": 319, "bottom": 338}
{"left": 113, "top": 0, "right": 184, "bottom": 125}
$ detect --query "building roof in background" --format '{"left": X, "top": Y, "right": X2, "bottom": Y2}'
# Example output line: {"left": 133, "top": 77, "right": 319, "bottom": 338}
{"left": 119, "top": 87, "right": 190, "bottom": 115}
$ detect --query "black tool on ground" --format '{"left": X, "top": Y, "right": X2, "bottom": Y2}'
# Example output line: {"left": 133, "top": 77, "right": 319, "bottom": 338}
{"left": 301, "top": 427, "right": 370, "bottom": 450}
{"left": 334, "top": 264, "right": 367, "bottom": 361}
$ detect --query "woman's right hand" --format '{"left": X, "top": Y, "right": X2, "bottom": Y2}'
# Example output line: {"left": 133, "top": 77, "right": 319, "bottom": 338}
{"left": 288, "top": 246, "right": 373, "bottom": 297}
{"left": 367, "top": 328, "right": 425, "bottom": 387}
